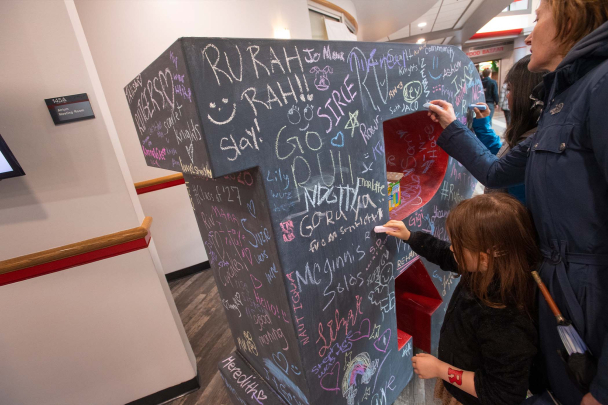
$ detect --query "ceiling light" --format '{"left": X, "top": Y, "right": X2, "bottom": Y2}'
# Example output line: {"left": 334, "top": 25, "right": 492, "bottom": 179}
{"left": 418, "top": 22, "right": 427, "bottom": 27}
{"left": 274, "top": 28, "right": 291, "bottom": 39}
{"left": 416, "top": 38, "right": 425, "bottom": 44}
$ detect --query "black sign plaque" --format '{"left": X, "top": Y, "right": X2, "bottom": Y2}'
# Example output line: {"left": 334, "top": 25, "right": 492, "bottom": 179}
{"left": 45, "top": 93, "right": 95, "bottom": 125}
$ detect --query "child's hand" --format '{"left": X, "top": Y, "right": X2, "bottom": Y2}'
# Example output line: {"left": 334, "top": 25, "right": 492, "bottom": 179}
{"left": 412, "top": 353, "right": 441, "bottom": 379}
{"left": 383, "top": 220, "right": 411, "bottom": 241}
{"left": 427, "top": 100, "right": 456, "bottom": 129}
{"left": 472, "top": 103, "right": 491, "bottom": 119}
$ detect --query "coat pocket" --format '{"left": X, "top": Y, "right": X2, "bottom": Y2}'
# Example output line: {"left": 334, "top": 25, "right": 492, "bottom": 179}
{"left": 532, "top": 124, "right": 573, "bottom": 154}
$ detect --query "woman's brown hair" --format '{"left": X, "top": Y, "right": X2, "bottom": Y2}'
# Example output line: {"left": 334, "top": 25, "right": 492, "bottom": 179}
{"left": 446, "top": 193, "right": 540, "bottom": 316}
{"left": 504, "top": 55, "right": 544, "bottom": 149}
{"left": 545, "top": 0, "right": 608, "bottom": 53}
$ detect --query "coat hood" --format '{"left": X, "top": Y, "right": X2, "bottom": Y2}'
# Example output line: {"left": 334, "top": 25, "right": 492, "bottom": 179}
{"left": 541, "top": 21, "right": 608, "bottom": 100}
{"left": 557, "top": 21, "right": 608, "bottom": 69}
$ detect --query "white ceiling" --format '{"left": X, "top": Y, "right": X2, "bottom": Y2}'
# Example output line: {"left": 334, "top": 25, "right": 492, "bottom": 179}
{"left": 357, "top": 0, "right": 511, "bottom": 45}
{"left": 351, "top": 0, "right": 440, "bottom": 42}
{"left": 386, "top": 0, "right": 479, "bottom": 43}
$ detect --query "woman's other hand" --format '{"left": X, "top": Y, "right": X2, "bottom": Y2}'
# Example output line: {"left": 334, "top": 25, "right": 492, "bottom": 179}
{"left": 427, "top": 100, "right": 457, "bottom": 129}
{"left": 473, "top": 103, "right": 491, "bottom": 119}
{"left": 383, "top": 220, "right": 411, "bottom": 241}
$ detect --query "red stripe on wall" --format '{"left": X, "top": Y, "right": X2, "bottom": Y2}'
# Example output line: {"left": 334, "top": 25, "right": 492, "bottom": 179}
{"left": 136, "top": 178, "right": 186, "bottom": 194}
{"left": 470, "top": 29, "right": 523, "bottom": 40}
{"left": 0, "top": 233, "right": 151, "bottom": 287}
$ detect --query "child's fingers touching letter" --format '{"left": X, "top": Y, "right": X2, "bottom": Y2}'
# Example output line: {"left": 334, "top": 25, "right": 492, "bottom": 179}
{"left": 383, "top": 220, "right": 411, "bottom": 241}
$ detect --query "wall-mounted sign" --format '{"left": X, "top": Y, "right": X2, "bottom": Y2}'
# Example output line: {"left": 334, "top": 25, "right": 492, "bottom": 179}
{"left": 466, "top": 46, "right": 505, "bottom": 58}
{"left": 45, "top": 93, "right": 95, "bottom": 125}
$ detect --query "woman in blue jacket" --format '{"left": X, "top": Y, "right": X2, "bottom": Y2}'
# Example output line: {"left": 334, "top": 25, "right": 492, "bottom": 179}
{"left": 427, "top": 1, "right": 608, "bottom": 404}
{"left": 470, "top": 55, "right": 543, "bottom": 204}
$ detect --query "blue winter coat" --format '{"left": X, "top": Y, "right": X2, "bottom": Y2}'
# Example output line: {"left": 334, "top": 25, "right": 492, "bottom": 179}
{"left": 438, "top": 22, "right": 608, "bottom": 405}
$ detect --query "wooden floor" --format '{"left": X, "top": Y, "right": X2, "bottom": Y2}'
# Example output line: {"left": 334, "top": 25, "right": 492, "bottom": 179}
{"left": 167, "top": 270, "right": 441, "bottom": 405}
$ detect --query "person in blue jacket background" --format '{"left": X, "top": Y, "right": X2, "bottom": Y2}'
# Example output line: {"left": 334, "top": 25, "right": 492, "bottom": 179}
{"left": 470, "top": 55, "right": 544, "bottom": 205}
{"left": 426, "top": 1, "right": 608, "bottom": 404}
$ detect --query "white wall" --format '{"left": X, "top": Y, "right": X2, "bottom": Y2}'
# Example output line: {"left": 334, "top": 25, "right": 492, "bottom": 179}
{"left": 74, "top": 0, "right": 313, "bottom": 274}
{"left": 0, "top": 1, "right": 196, "bottom": 403}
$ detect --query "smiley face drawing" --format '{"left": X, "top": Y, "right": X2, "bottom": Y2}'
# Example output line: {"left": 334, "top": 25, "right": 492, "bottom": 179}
{"left": 207, "top": 97, "right": 236, "bottom": 125}
{"left": 287, "top": 104, "right": 314, "bottom": 131}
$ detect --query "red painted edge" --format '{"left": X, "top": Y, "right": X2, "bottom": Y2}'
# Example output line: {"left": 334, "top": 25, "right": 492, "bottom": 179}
{"left": 0, "top": 232, "right": 151, "bottom": 287}
{"left": 136, "top": 178, "right": 185, "bottom": 194}
{"left": 470, "top": 28, "right": 523, "bottom": 40}
{"left": 397, "top": 329, "right": 412, "bottom": 351}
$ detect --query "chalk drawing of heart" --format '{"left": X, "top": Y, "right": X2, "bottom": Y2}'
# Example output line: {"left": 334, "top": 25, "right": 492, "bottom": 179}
{"left": 186, "top": 143, "right": 194, "bottom": 163}
{"left": 330, "top": 131, "right": 344, "bottom": 147}
{"left": 247, "top": 200, "right": 256, "bottom": 218}
{"left": 348, "top": 318, "right": 371, "bottom": 342}
{"left": 272, "top": 352, "right": 289, "bottom": 374}
{"left": 373, "top": 328, "right": 392, "bottom": 353}
{"left": 320, "top": 361, "right": 341, "bottom": 392}
{"left": 250, "top": 274, "right": 263, "bottom": 289}
{"left": 307, "top": 94, "right": 313, "bottom": 101}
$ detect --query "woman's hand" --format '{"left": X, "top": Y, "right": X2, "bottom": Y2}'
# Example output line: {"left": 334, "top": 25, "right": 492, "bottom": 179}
{"left": 412, "top": 353, "right": 441, "bottom": 379}
{"left": 427, "top": 100, "right": 457, "bottom": 129}
{"left": 472, "top": 103, "right": 491, "bottom": 119}
{"left": 383, "top": 220, "right": 411, "bottom": 241}
{"left": 581, "top": 393, "right": 601, "bottom": 405}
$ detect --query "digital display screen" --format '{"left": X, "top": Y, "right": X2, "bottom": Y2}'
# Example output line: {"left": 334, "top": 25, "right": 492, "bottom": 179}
{"left": 0, "top": 134, "right": 25, "bottom": 180}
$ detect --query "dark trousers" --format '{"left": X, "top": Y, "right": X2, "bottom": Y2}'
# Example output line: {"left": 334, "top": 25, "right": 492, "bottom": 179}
{"left": 504, "top": 109, "right": 511, "bottom": 125}
{"left": 488, "top": 102, "right": 496, "bottom": 126}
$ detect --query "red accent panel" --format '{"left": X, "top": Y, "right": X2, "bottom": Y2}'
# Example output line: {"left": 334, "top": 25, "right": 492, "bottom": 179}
{"left": 394, "top": 259, "right": 443, "bottom": 353}
{"left": 397, "top": 329, "right": 412, "bottom": 351}
{"left": 0, "top": 233, "right": 151, "bottom": 287}
{"left": 470, "top": 29, "right": 523, "bottom": 40}
{"left": 136, "top": 178, "right": 186, "bottom": 194}
{"left": 383, "top": 112, "right": 449, "bottom": 221}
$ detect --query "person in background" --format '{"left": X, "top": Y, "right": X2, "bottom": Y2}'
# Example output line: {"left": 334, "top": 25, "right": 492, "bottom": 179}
{"left": 499, "top": 81, "right": 511, "bottom": 125}
{"left": 481, "top": 68, "right": 499, "bottom": 125}
{"left": 383, "top": 193, "right": 539, "bottom": 405}
{"left": 470, "top": 55, "right": 544, "bottom": 204}
{"left": 426, "top": 1, "right": 608, "bottom": 403}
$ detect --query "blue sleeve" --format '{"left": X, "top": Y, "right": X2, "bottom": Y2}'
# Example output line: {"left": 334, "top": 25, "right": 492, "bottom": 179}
{"left": 588, "top": 73, "right": 608, "bottom": 404}
{"left": 493, "top": 82, "right": 499, "bottom": 105}
{"left": 472, "top": 116, "right": 502, "bottom": 155}
{"left": 438, "top": 120, "right": 531, "bottom": 188}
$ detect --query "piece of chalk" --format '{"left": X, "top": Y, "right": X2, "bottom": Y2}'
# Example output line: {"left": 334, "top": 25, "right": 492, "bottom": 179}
{"left": 423, "top": 102, "right": 442, "bottom": 110}
{"left": 375, "top": 226, "right": 398, "bottom": 233}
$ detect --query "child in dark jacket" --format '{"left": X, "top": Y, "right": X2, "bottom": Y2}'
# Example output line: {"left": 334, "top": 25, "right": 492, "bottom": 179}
{"left": 383, "top": 193, "right": 539, "bottom": 405}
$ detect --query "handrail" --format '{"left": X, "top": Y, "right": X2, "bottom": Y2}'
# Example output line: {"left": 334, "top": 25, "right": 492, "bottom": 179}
{"left": 311, "top": 0, "right": 359, "bottom": 34}
{"left": 134, "top": 173, "right": 185, "bottom": 194}
{"left": 0, "top": 217, "right": 152, "bottom": 276}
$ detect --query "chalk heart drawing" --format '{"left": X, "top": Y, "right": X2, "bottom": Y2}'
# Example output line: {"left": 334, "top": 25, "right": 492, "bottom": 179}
{"left": 186, "top": 143, "right": 194, "bottom": 163}
{"left": 331, "top": 131, "right": 345, "bottom": 148}
{"left": 320, "top": 361, "right": 341, "bottom": 392}
{"left": 247, "top": 200, "right": 256, "bottom": 218}
{"left": 348, "top": 318, "right": 371, "bottom": 342}
{"left": 373, "top": 328, "right": 392, "bottom": 353}
{"left": 272, "top": 352, "right": 289, "bottom": 374}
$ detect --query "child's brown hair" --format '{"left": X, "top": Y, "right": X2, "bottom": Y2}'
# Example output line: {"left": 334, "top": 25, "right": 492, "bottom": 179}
{"left": 446, "top": 193, "right": 540, "bottom": 316}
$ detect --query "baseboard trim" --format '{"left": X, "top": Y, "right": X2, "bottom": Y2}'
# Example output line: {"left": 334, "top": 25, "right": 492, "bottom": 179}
{"left": 165, "top": 261, "right": 210, "bottom": 282}
{"left": 126, "top": 372, "right": 200, "bottom": 405}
